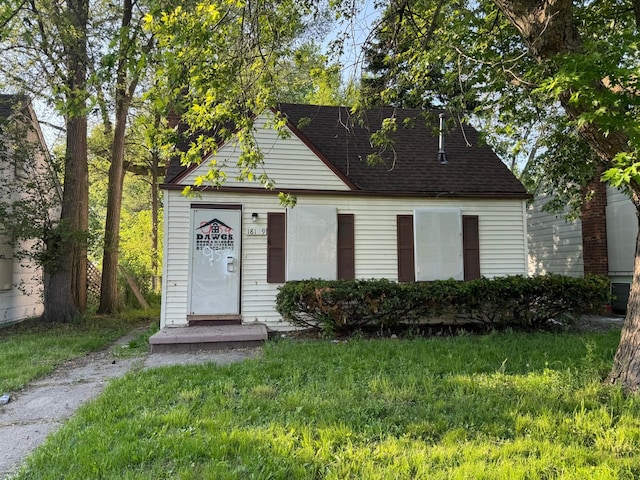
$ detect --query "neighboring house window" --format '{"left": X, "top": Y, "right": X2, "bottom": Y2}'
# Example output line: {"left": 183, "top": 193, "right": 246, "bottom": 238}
{"left": 0, "top": 240, "right": 12, "bottom": 291}
{"left": 397, "top": 210, "right": 480, "bottom": 282}
{"left": 267, "top": 213, "right": 286, "bottom": 283}
{"left": 337, "top": 214, "right": 355, "bottom": 280}
{"left": 397, "top": 215, "right": 415, "bottom": 282}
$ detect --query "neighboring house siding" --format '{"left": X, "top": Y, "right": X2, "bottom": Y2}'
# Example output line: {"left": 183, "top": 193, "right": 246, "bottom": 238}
{"left": 527, "top": 196, "right": 584, "bottom": 277}
{"left": 0, "top": 239, "right": 44, "bottom": 325}
{"left": 0, "top": 99, "right": 52, "bottom": 326}
{"left": 177, "top": 114, "right": 351, "bottom": 191}
{"left": 162, "top": 190, "right": 528, "bottom": 328}
{"left": 606, "top": 187, "right": 636, "bottom": 283}
{"left": 528, "top": 188, "right": 637, "bottom": 284}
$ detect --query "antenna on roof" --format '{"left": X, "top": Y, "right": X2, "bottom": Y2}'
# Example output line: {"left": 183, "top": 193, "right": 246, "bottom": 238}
{"left": 438, "top": 113, "right": 448, "bottom": 165}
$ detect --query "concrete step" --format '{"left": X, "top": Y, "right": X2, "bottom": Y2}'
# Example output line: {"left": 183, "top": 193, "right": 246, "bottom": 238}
{"left": 149, "top": 324, "right": 268, "bottom": 353}
{"left": 187, "top": 315, "right": 242, "bottom": 326}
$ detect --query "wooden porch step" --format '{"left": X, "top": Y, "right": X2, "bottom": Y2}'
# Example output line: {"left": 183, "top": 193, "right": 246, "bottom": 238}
{"left": 149, "top": 324, "right": 268, "bottom": 353}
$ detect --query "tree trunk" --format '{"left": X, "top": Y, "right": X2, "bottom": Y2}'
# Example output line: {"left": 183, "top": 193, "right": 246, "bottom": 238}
{"left": 151, "top": 147, "right": 160, "bottom": 293}
{"left": 98, "top": 0, "right": 136, "bottom": 313}
{"left": 607, "top": 208, "right": 640, "bottom": 391}
{"left": 151, "top": 112, "right": 161, "bottom": 293}
{"left": 98, "top": 102, "right": 128, "bottom": 313}
{"left": 42, "top": 0, "right": 89, "bottom": 321}
{"left": 41, "top": 242, "right": 78, "bottom": 323}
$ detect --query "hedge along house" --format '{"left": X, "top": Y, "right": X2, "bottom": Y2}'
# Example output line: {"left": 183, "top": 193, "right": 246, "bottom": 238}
{"left": 154, "top": 104, "right": 531, "bottom": 349}
{"left": 0, "top": 95, "right": 58, "bottom": 326}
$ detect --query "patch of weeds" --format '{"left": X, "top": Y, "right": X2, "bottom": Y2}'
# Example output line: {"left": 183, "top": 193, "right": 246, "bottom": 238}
{"left": 112, "top": 320, "right": 160, "bottom": 358}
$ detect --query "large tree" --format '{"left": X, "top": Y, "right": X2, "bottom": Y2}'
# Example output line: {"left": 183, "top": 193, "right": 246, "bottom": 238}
{"left": 0, "top": 0, "right": 91, "bottom": 321}
{"left": 363, "top": 0, "right": 640, "bottom": 390}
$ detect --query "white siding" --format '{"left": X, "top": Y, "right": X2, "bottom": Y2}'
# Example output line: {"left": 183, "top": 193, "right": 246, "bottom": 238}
{"left": 178, "top": 114, "right": 350, "bottom": 191}
{"left": 527, "top": 196, "right": 584, "bottom": 277}
{"left": 161, "top": 190, "right": 528, "bottom": 328}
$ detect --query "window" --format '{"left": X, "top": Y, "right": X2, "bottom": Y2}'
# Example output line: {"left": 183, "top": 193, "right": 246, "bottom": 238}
{"left": 414, "top": 208, "right": 463, "bottom": 281}
{"left": 397, "top": 211, "right": 480, "bottom": 282}
{"left": 286, "top": 206, "right": 337, "bottom": 280}
{"left": 267, "top": 207, "right": 355, "bottom": 282}
{"left": 266, "top": 213, "right": 285, "bottom": 283}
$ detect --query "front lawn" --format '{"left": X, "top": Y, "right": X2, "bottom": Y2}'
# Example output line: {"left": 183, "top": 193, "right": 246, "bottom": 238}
{"left": 17, "top": 330, "right": 640, "bottom": 479}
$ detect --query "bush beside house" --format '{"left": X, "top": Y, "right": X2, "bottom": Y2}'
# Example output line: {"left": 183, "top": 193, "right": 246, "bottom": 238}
{"left": 276, "top": 275, "right": 611, "bottom": 335}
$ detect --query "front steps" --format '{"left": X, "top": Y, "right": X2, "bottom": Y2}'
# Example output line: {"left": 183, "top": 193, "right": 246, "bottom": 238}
{"left": 149, "top": 324, "right": 268, "bottom": 353}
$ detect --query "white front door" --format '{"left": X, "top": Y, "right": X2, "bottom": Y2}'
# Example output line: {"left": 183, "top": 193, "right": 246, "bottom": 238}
{"left": 189, "top": 206, "right": 241, "bottom": 315}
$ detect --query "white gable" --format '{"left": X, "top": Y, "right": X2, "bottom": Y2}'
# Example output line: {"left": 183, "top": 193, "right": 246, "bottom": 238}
{"left": 177, "top": 112, "right": 351, "bottom": 191}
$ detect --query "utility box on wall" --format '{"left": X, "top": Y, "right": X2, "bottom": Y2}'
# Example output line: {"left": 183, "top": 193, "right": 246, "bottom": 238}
{"left": 0, "top": 242, "right": 13, "bottom": 291}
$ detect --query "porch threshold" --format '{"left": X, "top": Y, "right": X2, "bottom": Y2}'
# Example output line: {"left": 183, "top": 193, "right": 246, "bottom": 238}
{"left": 149, "top": 324, "right": 268, "bottom": 353}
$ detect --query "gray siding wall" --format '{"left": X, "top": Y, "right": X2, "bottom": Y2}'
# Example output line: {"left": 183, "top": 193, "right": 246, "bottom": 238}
{"left": 527, "top": 196, "right": 584, "bottom": 277}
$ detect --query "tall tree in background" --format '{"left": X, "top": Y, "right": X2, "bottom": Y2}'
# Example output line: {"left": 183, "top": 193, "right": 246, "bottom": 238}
{"left": 362, "top": 0, "right": 640, "bottom": 391}
{"left": 97, "top": 0, "right": 153, "bottom": 313}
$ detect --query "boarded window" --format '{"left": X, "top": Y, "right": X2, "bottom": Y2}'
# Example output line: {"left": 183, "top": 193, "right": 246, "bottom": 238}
{"left": 286, "top": 206, "right": 337, "bottom": 280}
{"left": 462, "top": 215, "right": 481, "bottom": 281}
{"left": 267, "top": 213, "right": 286, "bottom": 283}
{"left": 337, "top": 214, "right": 355, "bottom": 280}
{"left": 397, "top": 215, "right": 415, "bottom": 282}
{"left": 414, "top": 208, "right": 463, "bottom": 281}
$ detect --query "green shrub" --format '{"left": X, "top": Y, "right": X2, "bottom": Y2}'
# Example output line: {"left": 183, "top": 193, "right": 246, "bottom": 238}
{"left": 275, "top": 275, "right": 610, "bottom": 335}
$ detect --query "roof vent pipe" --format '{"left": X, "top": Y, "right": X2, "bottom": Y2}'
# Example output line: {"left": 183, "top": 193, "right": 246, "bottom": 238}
{"left": 438, "top": 113, "right": 448, "bottom": 165}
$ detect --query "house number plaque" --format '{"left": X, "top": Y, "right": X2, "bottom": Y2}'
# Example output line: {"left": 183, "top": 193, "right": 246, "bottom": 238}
{"left": 246, "top": 227, "right": 267, "bottom": 236}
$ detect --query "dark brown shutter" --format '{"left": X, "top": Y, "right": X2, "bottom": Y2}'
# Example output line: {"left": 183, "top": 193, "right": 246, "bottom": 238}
{"left": 462, "top": 215, "right": 480, "bottom": 281}
{"left": 267, "top": 213, "right": 286, "bottom": 283}
{"left": 337, "top": 214, "right": 355, "bottom": 280}
{"left": 397, "top": 215, "right": 415, "bottom": 282}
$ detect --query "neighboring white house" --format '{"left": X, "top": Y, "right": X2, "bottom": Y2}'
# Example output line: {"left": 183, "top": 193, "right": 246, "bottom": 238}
{"left": 160, "top": 104, "right": 532, "bottom": 330}
{"left": 527, "top": 186, "right": 636, "bottom": 312}
{"left": 0, "top": 95, "right": 56, "bottom": 326}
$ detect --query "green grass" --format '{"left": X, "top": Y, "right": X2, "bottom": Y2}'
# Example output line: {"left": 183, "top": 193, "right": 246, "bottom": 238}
{"left": 0, "top": 308, "right": 157, "bottom": 392}
{"left": 16, "top": 330, "right": 640, "bottom": 479}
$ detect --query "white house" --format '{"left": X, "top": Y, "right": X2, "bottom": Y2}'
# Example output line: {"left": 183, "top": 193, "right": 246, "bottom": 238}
{"left": 0, "top": 95, "right": 57, "bottom": 326}
{"left": 160, "top": 104, "right": 531, "bottom": 332}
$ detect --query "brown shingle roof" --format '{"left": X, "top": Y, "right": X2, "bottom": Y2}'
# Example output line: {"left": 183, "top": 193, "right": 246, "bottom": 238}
{"left": 166, "top": 103, "right": 529, "bottom": 198}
